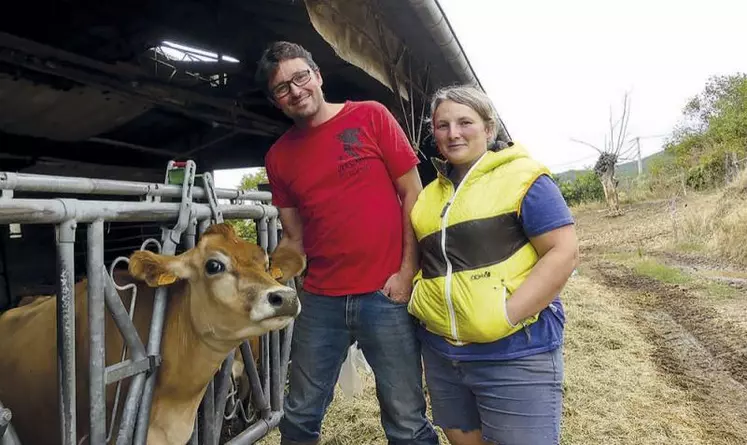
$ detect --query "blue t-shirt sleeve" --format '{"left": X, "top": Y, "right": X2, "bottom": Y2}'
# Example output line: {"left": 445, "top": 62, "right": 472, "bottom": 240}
{"left": 519, "top": 175, "right": 574, "bottom": 237}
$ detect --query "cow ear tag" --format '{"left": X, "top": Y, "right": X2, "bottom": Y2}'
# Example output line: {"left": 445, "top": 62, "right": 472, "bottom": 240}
{"left": 270, "top": 266, "right": 283, "bottom": 280}
{"left": 156, "top": 273, "right": 178, "bottom": 286}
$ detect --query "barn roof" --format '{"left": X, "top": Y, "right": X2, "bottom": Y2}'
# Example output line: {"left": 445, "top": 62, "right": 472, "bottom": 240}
{"left": 0, "top": 0, "right": 502, "bottom": 181}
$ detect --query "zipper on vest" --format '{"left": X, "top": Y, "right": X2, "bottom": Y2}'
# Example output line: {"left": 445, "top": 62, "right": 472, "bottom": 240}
{"left": 440, "top": 201, "right": 451, "bottom": 218}
{"left": 440, "top": 191, "right": 460, "bottom": 344}
{"left": 440, "top": 153, "right": 487, "bottom": 345}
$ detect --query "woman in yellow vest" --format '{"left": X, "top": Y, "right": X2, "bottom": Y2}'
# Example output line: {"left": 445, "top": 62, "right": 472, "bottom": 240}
{"left": 409, "top": 85, "right": 579, "bottom": 445}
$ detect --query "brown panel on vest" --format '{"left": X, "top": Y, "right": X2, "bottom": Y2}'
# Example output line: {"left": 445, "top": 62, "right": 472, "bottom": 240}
{"left": 419, "top": 212, "right": 528, "bottom": 279}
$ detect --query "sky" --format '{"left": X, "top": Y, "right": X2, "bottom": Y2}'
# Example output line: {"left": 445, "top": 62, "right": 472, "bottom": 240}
{"left": 215, "top": 0, "right": 747, "bottom": 188}
{"left": 438, "top": 0, "right": 747, "bottom": 172}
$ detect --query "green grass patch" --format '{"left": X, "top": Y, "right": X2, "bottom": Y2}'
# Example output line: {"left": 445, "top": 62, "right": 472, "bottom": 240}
{"left": 674, "top": 241, "right": 706, "bottom": 253}
{"left": 633, "top": 260, "right": 692, "bottom": 285}
{"left": 702, "top": 281, "right": 742, "bottom": 300}
{"left": 599, "top": 251, "right": 640, "bottom": 264}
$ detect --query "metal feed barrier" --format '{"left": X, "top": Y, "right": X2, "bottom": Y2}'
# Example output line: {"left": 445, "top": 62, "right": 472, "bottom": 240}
{"left": 0, "top": 163, "right": 292, "bottom": 445}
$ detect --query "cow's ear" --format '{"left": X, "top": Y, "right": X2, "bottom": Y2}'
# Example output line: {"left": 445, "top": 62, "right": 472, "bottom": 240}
{"left": 269, "top": 246, "right": 306, "bottom": 283}
{"left": 128, "top": 250, "right": 192, "bottom": 287}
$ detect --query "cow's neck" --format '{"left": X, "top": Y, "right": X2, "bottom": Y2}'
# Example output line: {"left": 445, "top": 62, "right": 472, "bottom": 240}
{"left": 147, "top": 285, "right": 234, "bottom": 444}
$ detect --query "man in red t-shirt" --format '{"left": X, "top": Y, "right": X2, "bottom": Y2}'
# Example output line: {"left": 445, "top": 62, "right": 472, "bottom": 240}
{"left": 255, "top": 42, "right": 438, "bottom": 445}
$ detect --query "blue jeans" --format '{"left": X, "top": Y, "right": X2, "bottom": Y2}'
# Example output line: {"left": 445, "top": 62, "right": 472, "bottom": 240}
{"left": 279, "top": 290, "right": 439, "bottom": 445}
{"left": 422, "top": 345, "right": 564, "bottom": 445}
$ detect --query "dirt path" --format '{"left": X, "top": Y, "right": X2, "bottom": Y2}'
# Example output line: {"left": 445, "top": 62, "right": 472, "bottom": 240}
{"left": 586, "top": 258, "right": 747, "bottom": 444}
{"left": 571, "top": 192, "right": 747, "bottom": 444}
{"left": 651, "top": 250, "right": 747, "bottom": 289}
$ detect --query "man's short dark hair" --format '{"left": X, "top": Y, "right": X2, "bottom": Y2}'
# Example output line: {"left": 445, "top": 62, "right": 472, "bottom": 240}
{"left": 255, "top": 41, "right": 319, "bottom": 94}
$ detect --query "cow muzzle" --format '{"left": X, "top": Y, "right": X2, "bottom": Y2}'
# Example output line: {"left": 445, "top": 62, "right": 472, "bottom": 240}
{"left": 265, "top": 287, "right": 300, "bottom": 318}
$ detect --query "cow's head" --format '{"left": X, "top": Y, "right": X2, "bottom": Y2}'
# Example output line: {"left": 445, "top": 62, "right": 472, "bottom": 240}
{"left": 128, "top": 223, "right": 303, "bottom": 344}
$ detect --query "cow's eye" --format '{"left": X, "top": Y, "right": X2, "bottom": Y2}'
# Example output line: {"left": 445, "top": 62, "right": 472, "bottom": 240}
{"left": 205, "top": 259, "right": 225, "bottom": 275}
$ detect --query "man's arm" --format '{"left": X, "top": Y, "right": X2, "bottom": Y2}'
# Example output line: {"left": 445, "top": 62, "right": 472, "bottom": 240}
{"left": 395, "top": 167, "right": 423, "bottom": 276}
{"left": 270, "top": 207, "right": 306, "bottom": 282}
{"left": 381, "top": 167, "right": 423, "bottom": 302}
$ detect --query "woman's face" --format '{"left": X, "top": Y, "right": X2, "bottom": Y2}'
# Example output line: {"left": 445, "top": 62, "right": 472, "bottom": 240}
{"left": 433, "top": 100, "right": 491, "bottom": 167}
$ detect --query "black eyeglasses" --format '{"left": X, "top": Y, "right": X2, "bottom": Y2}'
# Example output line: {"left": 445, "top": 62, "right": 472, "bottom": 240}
{"left": 271, "top": 69, "right": 313, "bottom": 99}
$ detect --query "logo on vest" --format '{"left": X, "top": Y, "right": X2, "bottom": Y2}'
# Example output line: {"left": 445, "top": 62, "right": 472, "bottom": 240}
{"left": 470, "top": 270, "right": 491, "bottom": 281}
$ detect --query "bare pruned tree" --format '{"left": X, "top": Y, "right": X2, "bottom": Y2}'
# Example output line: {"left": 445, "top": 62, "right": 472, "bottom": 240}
{"left": 571, "top": 92, "right": 632, "bottom": 215}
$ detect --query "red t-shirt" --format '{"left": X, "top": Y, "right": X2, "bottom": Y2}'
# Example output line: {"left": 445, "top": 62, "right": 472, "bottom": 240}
{"left": 265, "top": 101, "right": 418, "bottom": 296}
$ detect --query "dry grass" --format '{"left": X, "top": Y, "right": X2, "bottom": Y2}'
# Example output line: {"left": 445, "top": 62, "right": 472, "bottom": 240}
{"left": 713, "top": 205, "right": 747, "bottom": 265}
{"left": 677, "top": 170, "right": 747, "bottom": 266}
{"left": 573, "top": 198, "right": 677, "bottom": 254}
{"left": 559, "top": 272, "right": 709, "bottom": 445}
{"left": 569, "top": 201, "right": 606, "bottom": 213}
{"left": 256, "top": 375, "right": 449, "bottom": 445}
{"left": 571, "top": 171, "right": 747, "bottom": 270}
{"left": 256, "top": 376, "right": 383, "bottom": 444}
{"left": 256, "top": 272, "right": 715, "bottom": 445}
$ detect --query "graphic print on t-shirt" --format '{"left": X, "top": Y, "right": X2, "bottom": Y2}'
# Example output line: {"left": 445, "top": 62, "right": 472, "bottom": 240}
{"left": 338, "top": 128, "right": 362, "bottom": 159}
{"left": 337, "top": 127, "right": 370, "bottom": 179}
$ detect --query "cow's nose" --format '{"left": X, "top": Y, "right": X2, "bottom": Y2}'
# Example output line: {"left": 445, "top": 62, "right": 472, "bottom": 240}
{"left": 266, "top": 288, "right": 298, "bottom": 317}
{"left": 268, "top": 290, "right": 288, "bottom": 307}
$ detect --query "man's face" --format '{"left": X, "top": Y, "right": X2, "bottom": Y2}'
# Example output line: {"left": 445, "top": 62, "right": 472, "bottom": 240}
{"left": 268, "top": 58, "right": 324, "bottom": 122}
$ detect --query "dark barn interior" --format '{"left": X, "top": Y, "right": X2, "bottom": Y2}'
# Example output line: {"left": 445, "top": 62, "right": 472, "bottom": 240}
{"left": 0, "top": 0, "right": 496, "bottom": 311}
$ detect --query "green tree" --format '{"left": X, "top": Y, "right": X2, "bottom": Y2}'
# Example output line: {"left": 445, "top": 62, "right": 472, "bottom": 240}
{"left": 555, "top": 171, "right": 605, "bottom": 206}
{"left": 666, "top": 73, "right": 747, "bottom": 189}
{"left": 227, "top": 168, "right": 268, "bottom": 243}
{"left": 238, "top": 168, "right": 269, "bottom": 191}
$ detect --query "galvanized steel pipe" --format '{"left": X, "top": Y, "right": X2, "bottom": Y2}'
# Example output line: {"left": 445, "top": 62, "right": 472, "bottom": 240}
{"left": 239, "top": 340, "right": 271, "bottom": 420}
{"left": 55, "top": 220, "right": 77, "bottom": 445}
{"left": 135, "top": 159, "right": 198, "bottom": 445}
{"left": 0, "top": 401, "right": 20, "bottom": 445}
{"left": 198, "top": 380, "right": 216, "bottom": 445}
{"left": 87, "top": 221, "right": 107, "bottom": 444}
{"left": 0, "top": 172, "right": 272, "bottom": 202}
{"left": 224, "top": 411, "right": 284, "bottom": 445}
{"left": 0, "top": 199, "right": 276, "bottom": 224}
{"left": 268, "top": 217, "right": 282, "bottom": 412}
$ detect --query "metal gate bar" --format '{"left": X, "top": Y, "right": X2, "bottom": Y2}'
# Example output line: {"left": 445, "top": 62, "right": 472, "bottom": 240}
{"left": 199, "top": 380, "right": 216, "bottom": 445}
{"left": 0, "top": 199, "right": 277, "bottom": 225}
{"left": 87, "top": 220, "right": 107, "bottom": 445}
{"left": 135, "top": 159, "right": 197, "bottom": 445}
{"left": 0, "top": 400, "right": 20, "bottom": 445}
{"left": 225, "top": 412, "right": 284, "bottom": 445}
{"left": 1, "top": 167, "right": 290, "bottom": 445}
{"left": 102, "top": 268, "right": 148, "bottom": 444}
{"left": 256, "top": 217, "right": 271, "bottom": 413}
{"left": 0, "top": 172, "right": 271, "bottom": 202}
{"left": 268, "top": 217, "right": 282, "bottom": 413}
{"left": 211, "top": 354, "right": 235, "bottom": 444}
{"left": 56, "top": 219, "right": 77, "bottom": 445}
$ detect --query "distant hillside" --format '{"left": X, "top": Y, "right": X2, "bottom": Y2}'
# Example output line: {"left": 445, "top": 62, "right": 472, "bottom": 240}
{"left": 555, "top": 150, "right": 671, "bottom": 182}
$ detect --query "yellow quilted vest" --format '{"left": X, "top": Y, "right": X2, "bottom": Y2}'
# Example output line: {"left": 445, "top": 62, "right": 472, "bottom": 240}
{"left": 408, "top": 143, "right": 550, "bottom": 344}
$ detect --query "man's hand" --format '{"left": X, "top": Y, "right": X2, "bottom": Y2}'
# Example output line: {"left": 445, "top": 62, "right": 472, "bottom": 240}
{"left": 381, "top": 270, "right": 414, "bottom": 303}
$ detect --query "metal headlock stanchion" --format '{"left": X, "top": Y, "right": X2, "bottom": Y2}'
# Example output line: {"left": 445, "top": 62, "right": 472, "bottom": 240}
{"left": 0, "top": 160, "right": 291, "bottom": 445}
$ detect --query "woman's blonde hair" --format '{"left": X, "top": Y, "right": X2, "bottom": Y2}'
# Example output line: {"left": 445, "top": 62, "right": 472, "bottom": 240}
{"left": 429, "top": 85, "right": 499, "bottom": 145}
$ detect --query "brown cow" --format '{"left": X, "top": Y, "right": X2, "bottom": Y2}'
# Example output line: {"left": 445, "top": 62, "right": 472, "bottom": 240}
{"left": 0, "top": 223, "right": 305, "bottom": 445}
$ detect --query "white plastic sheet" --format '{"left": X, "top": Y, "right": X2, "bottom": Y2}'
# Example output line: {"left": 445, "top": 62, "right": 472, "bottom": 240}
{"left": 336, "top": 342, "right": 372, "bottom": 398}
